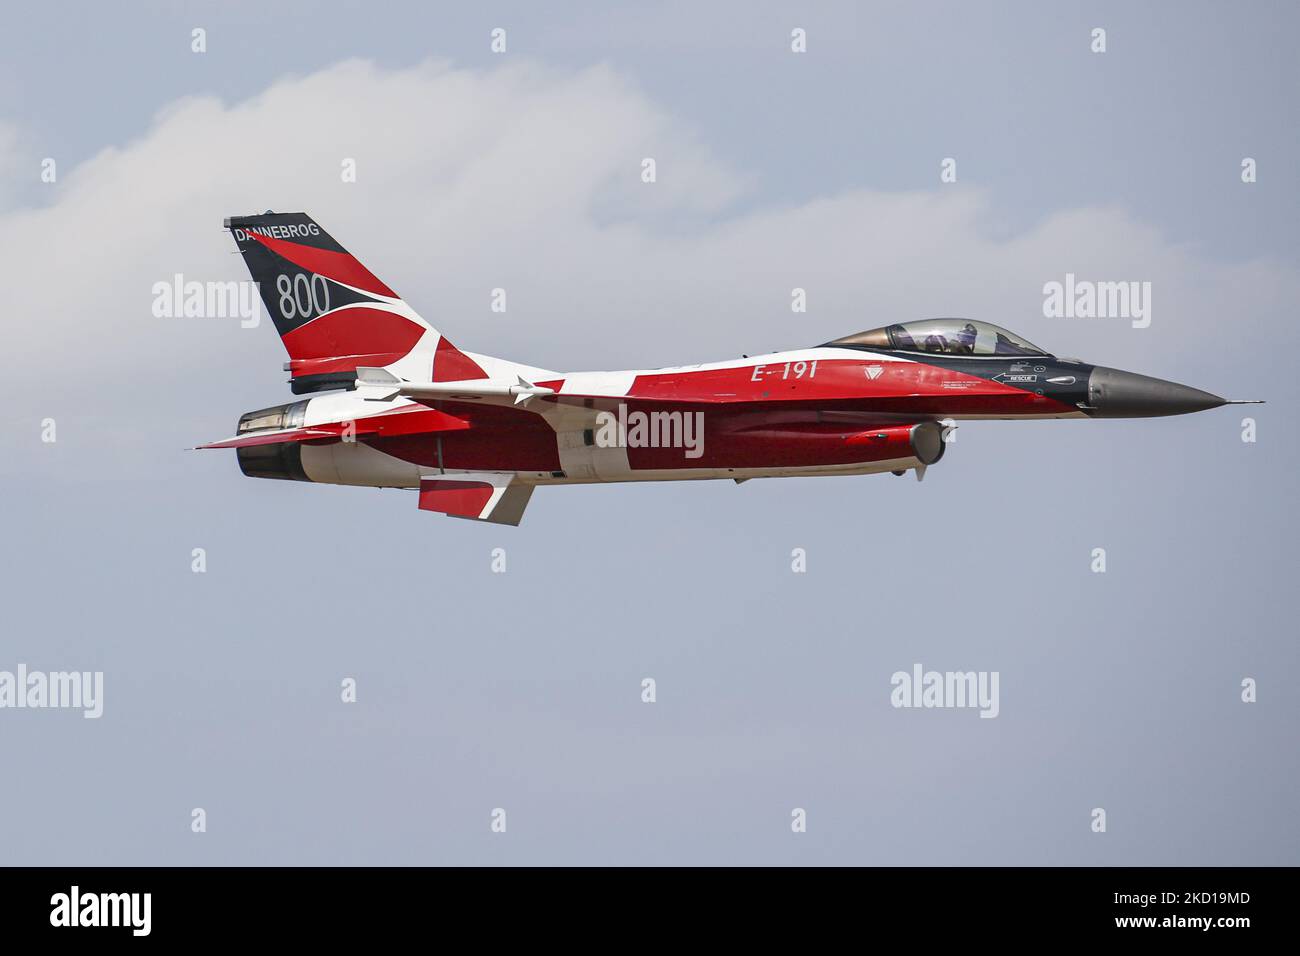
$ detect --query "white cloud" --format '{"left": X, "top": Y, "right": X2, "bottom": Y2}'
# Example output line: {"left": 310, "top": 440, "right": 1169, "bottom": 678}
{"left": 2, "top": 57, "right": 1294, "bottom": 475}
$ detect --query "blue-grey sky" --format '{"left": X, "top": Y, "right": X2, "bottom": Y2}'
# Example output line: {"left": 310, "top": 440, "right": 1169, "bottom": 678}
{"left": 1, "top": 1, "right": 1295, "bottom": 865}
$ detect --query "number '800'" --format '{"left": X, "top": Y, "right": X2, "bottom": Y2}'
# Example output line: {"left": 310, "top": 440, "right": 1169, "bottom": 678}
{"left": 276, "top": 273, "right": 331, "bottom": 319}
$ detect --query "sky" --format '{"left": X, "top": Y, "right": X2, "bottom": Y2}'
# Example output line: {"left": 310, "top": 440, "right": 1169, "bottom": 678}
{"left": 0, "top": 1, "right": 1296, "bottom": 865}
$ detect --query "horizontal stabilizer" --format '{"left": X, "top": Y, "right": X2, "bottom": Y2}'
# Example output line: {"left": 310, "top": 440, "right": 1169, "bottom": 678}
{"left": 198, "top": 405, "right": 470, "bottom": 449}
{"left": 197, "top": 426, "right": 361, "bottom": 450}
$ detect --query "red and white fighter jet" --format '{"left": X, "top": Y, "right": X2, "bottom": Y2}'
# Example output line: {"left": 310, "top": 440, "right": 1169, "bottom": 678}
{"left": 201, "top": 212, "right": 1257, "bottom": 525}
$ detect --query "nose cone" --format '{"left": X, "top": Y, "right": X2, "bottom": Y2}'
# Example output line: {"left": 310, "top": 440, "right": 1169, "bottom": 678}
{"left": 1086, "top": 366, "right": 1226, "bottom": 418}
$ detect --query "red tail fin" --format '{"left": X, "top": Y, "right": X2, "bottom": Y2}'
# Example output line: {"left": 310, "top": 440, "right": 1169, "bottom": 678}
{"left": 225, "top": 212, "right": 485, "bottom": 393}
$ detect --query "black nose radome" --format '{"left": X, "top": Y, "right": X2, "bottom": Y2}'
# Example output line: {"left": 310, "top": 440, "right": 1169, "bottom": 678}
{"left": 1086, "top": 366, "right": 1227, "bottom": 418}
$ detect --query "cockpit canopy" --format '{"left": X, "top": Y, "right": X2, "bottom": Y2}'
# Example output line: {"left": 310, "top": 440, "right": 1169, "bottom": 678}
{"left": 824, "top": 319, "right": 1049, "bottom": 358}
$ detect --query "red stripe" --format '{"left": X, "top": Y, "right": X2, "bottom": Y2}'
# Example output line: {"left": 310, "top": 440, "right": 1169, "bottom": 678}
{"left": 198, "top": 428, "right": 341, "bottom": 450}
{"left": 418, "top": 479, "right": 494, "bottom": 518}
{"left": 281, "top": 307, "right": 424, "bottom": 365}
{"left": 245, "top": 231, "right": 398, "bottom": 297}
{"left": 432, "top": 334, "right": 488, "bottom": 382}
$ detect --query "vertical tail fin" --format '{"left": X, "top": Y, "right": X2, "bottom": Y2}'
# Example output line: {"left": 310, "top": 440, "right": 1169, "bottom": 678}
{"left": 225, "top": 212, "right": 486, "bottom": 394}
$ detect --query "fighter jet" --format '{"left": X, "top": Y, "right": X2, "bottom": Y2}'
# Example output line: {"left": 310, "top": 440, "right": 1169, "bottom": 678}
{"left": 200, "top": 212, "right": 1259, "bottom": 525}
